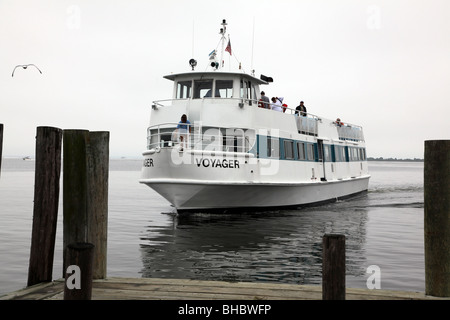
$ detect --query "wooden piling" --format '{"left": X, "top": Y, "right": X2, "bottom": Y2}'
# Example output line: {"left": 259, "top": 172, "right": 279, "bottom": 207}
{"left": 64, "top": 242, "right": 94, "bottom": 300}
{"left": 322, "top": 234, "right": 346, "bottom": 300}
{"left": 63, "top": 130, "right": 109, "bottom": 279}
{"left": 63, "top": 130, "right": 90, "bottom": 275}
{"left": 27, "top": 126, "right": 63, "bottom": 287}
{"left": 424, "top": 140, "right": 450, "bottom": 297}
{"left": 86, "top": 132, "right": 109, "bottom": 279}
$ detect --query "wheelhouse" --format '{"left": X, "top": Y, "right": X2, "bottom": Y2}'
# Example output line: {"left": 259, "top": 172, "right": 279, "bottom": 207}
{"left": 164, "top": 71, "right": 267, "bottom": 103}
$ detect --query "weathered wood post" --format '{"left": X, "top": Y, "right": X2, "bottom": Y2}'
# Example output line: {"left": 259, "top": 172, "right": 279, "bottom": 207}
{"left": 0, "top": 123, "right": 3, "bottom": 175}
{"left": 424, "top": 140, "right": 450, "bottom": 297}
{"left": 64, "top": 242, "right": 94, "bottom": 300}
{"left": 63, "top": 130, "right": 90, "bottom": 275}
{"left": 322, "top": 234, "right": 346, "bottom": 300}
{"left": 27, "top": 126, "right": 63, "bottom": 286}
{"left": 87, "top": 132, "right": 109, "bottom": 279}
{"left": 63, "top": 129, "right": 109, "bottom": 279}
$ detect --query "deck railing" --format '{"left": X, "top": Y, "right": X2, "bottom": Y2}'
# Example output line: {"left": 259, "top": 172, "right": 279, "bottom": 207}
{"left": 149, "top": 99, "right": 364, "bottom": 143}
{"left": 146, "top": 123, "right": 253, "bottom": 153}
{"left": 336, "top": 124, "right": 365, "bottom": 142}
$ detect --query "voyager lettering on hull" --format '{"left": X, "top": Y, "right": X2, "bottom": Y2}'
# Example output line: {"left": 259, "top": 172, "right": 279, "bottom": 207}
{"left": 195, "top": 158, "right": 240, "bottom": 169}
{"left": 143, "top": 158, "right": 154, "bottom": 167}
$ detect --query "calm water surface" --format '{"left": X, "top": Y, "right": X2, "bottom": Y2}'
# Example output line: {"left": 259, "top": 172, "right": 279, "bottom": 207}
{"left": 0, "top": 159, "right": 424, "bottom": 296}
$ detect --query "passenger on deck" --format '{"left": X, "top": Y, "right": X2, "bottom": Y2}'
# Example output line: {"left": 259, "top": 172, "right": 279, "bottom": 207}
{"left": 335, "top": 118, "right": 344, "bottom": 127}
{"left": 295, "top": 101, "right": 307, "bottom": 116}
{"left": 271, "top": 97, "right": 283, "bottom": 112}
{"left": 260, "top": 91, "right": 270, "bottom": 109}
{"left": 278, "top": 97, "right": 288, "bottom": 113}
{"left": 177, "top": 114, "right": 191, "bottom": 150}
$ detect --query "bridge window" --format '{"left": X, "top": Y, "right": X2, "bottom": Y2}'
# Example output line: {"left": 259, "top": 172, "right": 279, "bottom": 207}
{"left": 193, "top": 79, "right": 213, "bottom": 98}
{"left": 216, "top": 80, "right": 233, "bottom": 98}
{"left": 176, "top": 81, "right": 192, "bottom": 99}
{"left": 240, "top": 80, "right": 255, "bottom": 100}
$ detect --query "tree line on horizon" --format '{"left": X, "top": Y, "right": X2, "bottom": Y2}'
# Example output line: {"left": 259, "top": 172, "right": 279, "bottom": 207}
{"left": 367, "top": 157, "right": 423, "bottom": 162}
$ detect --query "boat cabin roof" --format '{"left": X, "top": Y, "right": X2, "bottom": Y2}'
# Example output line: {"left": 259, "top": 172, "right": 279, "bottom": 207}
{"left": 163, "top": 71, "right": 268, "bottom": 85}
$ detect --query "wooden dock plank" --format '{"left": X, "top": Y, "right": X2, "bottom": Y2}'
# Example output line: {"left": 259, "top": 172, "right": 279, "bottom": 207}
{"left": 92, "top": 283, "right": 319, "bottom": 300}
{"left": 1, "top": 277, "right": 448, "bottom": 300}
{"left": 1, "top": 281, "right": 64, "bottom": 300}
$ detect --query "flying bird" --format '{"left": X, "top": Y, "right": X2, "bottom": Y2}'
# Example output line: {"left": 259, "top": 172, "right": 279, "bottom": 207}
{"left": 12, "top": 64, "right": 43, "bottom": 77}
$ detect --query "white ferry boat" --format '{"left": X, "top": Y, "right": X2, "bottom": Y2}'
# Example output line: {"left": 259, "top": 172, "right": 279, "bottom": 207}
{"left": 140, "top": 20, "right": 370, "bottom": 213}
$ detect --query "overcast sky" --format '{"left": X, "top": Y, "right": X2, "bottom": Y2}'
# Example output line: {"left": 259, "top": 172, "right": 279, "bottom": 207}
{"left": 1, "top": 0, "right": 449, "bottom": 159}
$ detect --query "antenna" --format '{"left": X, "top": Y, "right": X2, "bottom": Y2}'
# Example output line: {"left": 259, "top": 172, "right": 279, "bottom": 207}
{"left": 192, "top": 20, "right": 195, "bottom": 58}
{"left": 189, "top": 20, "right": 198, "bottom": 71}
{"left": 251, "top": 17, "right": 255, "bottom": 74}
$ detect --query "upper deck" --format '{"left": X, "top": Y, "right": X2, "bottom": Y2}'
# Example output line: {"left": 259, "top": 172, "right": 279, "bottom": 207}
{"left": 149, "top": 71, "right": 364, "bottom": 145}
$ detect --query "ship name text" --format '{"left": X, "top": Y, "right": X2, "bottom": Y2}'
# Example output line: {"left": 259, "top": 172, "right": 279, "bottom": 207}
{"left": 143, "top": 158, "right": 154, "bottom": 167}
{"left": 196, "top": 158, "right": 240, "bottom": 169}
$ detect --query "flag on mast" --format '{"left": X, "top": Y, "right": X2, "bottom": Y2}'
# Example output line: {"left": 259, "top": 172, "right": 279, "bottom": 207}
{"left": 225, "top": 38, "right": 232, "bottom": 55}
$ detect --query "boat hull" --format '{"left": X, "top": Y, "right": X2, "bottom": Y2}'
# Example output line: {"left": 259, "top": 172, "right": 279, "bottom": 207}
{"left": 140, "top": 175, "right": 370, "bottom": 213}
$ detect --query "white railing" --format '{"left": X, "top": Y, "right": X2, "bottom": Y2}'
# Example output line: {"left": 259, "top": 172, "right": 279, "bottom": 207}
{"left": 149, "top": 99, "right": 364, "bottom": 141}
{"left": 146, "top": 123, "right": 253, "bottom": 153}
{"left": 336, "top": 124, "right": 365, "bottom": 142}
{"left": 295, "top": 116, "right": 319, "bottom": 136}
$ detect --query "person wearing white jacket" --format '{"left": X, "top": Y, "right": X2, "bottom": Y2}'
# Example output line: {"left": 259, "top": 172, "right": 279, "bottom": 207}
{"left": 271, "top": 96, "right": 284, "bottom": 112}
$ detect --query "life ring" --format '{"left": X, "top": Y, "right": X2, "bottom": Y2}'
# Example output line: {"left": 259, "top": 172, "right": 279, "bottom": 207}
{"left": 258, "top": 99, "right": 264, "bottom": 108}
{"left": 282, "top": 103, "right": 288, "bottom": 113}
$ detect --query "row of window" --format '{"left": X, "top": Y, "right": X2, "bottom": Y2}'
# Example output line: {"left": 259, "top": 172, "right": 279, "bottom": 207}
{"left": 259, "top": 137, "right": 367, "bottom": 162}
{"left": 176, "top": 79, "right": 257, "bottom": 100}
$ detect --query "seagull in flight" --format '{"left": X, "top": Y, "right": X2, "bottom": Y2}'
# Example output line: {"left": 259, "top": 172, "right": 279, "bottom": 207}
{"left": 12, "top": 64, "right": 43, "bottom": 77}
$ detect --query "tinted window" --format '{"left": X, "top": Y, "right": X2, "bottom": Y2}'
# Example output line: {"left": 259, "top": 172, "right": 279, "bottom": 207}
{"left": 216, "top": 80, "right": 233, "bottom": 98}
{"left": 177, "top": 81, "right": 191, "bottom": 99}
{"left": 193, "top": 80, "right": 213, "bottom": 98}
{"left": 297, "top": 142, "right": 306, "bottom": 160}
{"left": 284, "top": 140, "right": 294, "bottom": 159}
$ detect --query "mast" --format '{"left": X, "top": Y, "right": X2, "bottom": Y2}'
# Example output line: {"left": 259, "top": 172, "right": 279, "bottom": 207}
{"left": 219, "top": 19, "right": 227, "bottom": 70}
{"left": 208, "top": 19, "right": 234, "bottom": 71}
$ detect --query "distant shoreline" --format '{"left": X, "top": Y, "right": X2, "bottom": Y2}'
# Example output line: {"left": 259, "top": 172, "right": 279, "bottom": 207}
{"left": 368, "top": 157, "right": 424, "bottom": 162}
